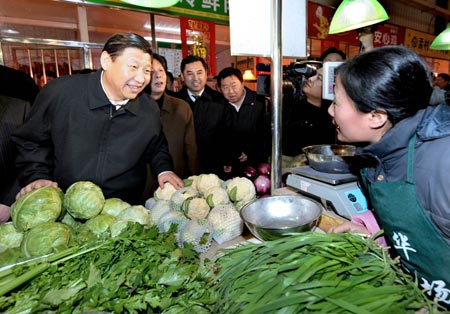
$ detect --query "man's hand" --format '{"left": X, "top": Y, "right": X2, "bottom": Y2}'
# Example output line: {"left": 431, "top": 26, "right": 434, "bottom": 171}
{"left": 157, "top": 172, "right": 184, "bottom": 190}
{"left": 16, "top": 179, "right": 58, "bottom": 200}
{"left": 238, "top": 152, "right": 248, "bottom": 162}
{"left": 0, "top": 204, "right": 11, "bottom": 224}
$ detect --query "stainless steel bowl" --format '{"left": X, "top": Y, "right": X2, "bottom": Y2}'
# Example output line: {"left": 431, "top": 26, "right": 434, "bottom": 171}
{"left": 302, "top": 144, "right": 356, "bottom": 174}
{"left": 240, "top": 195, "right": 323, "bottom": 241}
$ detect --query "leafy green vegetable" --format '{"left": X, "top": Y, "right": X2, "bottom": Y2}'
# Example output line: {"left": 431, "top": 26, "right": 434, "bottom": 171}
{"left": 85, "top": 213, "right": 116, "bottom": 236}
{"left": 63, "top": 181, "right": 105, "bottom": 220}
{"left": 0, "top": 224, "right": 216, "bottom": 313}
{"left": 20, "top": 222, "right": 74, "bottom": 258}
{"left": 101, "top": 198, "right": 130, "bottom": 217}
{"left": 0, "top": 223, "right": 23, "bottom": 254}
{"left": 210, "top": 232, "right": 442, "bottom": 314}
{"left": 10, "top": 186, "right": 64, "bottom": 231}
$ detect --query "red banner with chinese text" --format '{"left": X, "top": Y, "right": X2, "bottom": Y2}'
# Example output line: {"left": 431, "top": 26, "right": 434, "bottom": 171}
{"left": 180, "top": 17, "right": 216, "bottom": 75}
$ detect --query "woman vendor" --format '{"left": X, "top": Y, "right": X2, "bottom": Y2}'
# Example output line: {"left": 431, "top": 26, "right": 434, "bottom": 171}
{"left": 328, "top": 46, "right": 450, "bottom": 307}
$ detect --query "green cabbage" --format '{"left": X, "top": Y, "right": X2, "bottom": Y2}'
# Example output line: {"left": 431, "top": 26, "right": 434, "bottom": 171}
{"left": 0, "top": 222, "right": 23, "bottom": 253}
{"left": 21, "top": 222, "right": 74, "bottom": 258}
{"left": 110, "top": 206, "right": 152, "bottom": 237}
{"left": 63, "top": 181, "right": 105, "bottom": 220}
{"left": 86, "top": 214, "right": 116, "bottom": 236}
{"left": 10, "top": 186, "right": 64, "bottom": 232}
{"left": 101, "top": 198, "right": 130, "bottom": 217}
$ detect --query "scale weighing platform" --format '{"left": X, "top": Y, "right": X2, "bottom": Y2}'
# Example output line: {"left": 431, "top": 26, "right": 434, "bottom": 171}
{"left": 286, "top": 166, "right": 368, "bottom": 220}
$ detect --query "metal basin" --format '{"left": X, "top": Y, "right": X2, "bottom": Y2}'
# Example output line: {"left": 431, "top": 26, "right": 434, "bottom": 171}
{"left": 240, "top": 195, "right": 323, "bottom": 241}
{"left": 302, "top": 144, "right": 356, "bottom": 174}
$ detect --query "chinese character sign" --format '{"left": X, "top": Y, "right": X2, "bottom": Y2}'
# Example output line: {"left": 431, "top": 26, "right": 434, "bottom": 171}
{"left": 405, "top": 28, "right": 450, "bottom": 60}
{"left": 180, "top": 17, "right": 216, "bottom": 75}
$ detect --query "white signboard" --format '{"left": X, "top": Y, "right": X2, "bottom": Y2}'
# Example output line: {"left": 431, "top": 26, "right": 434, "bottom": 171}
{"left": 229, "top": 0, "right": 307, "bottom": 58}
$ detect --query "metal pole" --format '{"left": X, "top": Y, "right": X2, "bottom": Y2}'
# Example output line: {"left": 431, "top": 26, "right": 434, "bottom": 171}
{"left": 41, "top": 49, "right": 47, "bottom": 84}
{"left": 67, "top": 49, "right": 72, "bottom": 75}
{"left": 270, "top": 0, "right": 283, "bottom": 192}
{"left": 27, "top": 49, "right": 34, "bottom": 79}
{"left": 150, "top": 13, "right": 157, "bottom": 52}
{"left": 54, "top": 49, "right": 59, "bottom": 77}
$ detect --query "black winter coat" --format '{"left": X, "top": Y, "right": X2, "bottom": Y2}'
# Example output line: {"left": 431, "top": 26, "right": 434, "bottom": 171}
{"left": 12, "top": 70, "right": 173, "bottom": 204}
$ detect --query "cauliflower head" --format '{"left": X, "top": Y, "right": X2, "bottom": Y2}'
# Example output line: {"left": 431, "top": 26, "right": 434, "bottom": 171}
{"left": 207, "top": 204, "right": 243, "bottom": 244}
{"left": 170, "top": 187, "right": 199, "bottom": 211}
{"left": 157, "top": 210, "right": 189, "bottom": 233}
{"left": 205, "top": 186, "right": 230, "bottom": 208}
{"left": 183, "top": 175, "right": 199, "bottom": 191}
{"left": 196, "top": 173, "right": 223, "bottom": 195}
{"left": 182, "top": 196, "right": 210, "bottom": 220}
{"left": 148, "top": 200, "right": 171, "bottom": 224}
{"left": 154, "top": 182, "right": 177, "bottom": 201}
{"left": 226, "top": 177, "right": 256, "bottom": 203}
{"left": 177, "top": 218, "right": 212, "bottom": 253}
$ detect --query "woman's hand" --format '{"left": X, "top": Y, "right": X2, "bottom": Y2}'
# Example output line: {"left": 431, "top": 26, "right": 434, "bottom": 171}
{"left": 328, "top": 221, "right": 371, "bottom": 236}
{"left": 16, "top": 179, "right": 58, "bottom": 199}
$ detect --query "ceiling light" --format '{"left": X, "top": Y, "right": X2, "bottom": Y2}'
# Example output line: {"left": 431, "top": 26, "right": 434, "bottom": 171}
{"left": 430, "top": 24, "right": 450, "bottom": 50}
{"left": 1, "top": 29, "right": 19, "bottom": 34}
{"left": 328, "top": 0, "right": 389, "bottom": 34}
{"left": 121, "top": 0, "right": 179, "bottom": 8}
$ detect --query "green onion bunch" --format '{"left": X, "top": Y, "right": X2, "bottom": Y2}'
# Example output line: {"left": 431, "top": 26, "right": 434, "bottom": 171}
{"left": 211, "top": 232, "right": 442, "bottom": 314}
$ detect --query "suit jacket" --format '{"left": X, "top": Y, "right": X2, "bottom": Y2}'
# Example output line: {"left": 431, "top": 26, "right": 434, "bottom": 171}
{"left": 0, "top": 95, "right": 31, "bottom": 206}
{"left": 174, "top": 85, "right": 229, "bottom": 176}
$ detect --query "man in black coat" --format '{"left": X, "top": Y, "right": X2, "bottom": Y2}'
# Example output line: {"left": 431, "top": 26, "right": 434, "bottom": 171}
{"left": 0, "top": 95, "right": 31, "bottom": 222}
{"left": 174, "top": 56, "right": 229, "bottom": 177}
{"left": 12, "top": 33, "right": 183, "bottom": 205}
{"left": 0, "top": 65, "right": 39, "bottom": 104}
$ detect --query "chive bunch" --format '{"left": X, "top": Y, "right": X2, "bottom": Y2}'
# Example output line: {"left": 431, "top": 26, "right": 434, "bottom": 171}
{"left": 211, "top": 232, "right": 441, "bottom": 313}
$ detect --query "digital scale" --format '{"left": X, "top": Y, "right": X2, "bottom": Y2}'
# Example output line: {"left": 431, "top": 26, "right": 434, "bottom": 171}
{"left": 286, "top": 166, "right": 368, "bottom": 220}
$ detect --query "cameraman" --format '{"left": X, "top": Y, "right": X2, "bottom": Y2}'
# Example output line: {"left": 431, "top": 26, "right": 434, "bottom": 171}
{"left": 282, "top": 66, "right": 336, "bottom": 156}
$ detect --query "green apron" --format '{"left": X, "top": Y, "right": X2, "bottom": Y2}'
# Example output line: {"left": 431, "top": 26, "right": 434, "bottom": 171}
{"left": 361, "top": 134, "right": 450, "bottom": 306}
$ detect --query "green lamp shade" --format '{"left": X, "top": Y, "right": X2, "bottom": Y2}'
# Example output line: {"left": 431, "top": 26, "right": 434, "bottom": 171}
{"left": 121, "top": 0, "right": 179, "bottom": 8}
{"left": 328, "top": 0, "right": 389, "bottom": 34}
{"left": 430, "top": 25, "right": 450, "bottom": 50}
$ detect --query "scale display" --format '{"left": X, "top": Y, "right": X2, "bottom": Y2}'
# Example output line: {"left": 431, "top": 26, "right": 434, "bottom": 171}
{"left": 286, "top": 167, "right": 368, "bottom": 219}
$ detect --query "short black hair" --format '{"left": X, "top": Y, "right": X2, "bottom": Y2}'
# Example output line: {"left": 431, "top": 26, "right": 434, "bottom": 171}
{"left": 152, "top": 53, "right": 167, "bottom": 72}
{"left": 167, "top": 71, "right": 174, "bottom": 83}
{"left": 216, "top": 67, "right": 243, "bottom": 88}
{"left": 102, "top": 32, "right": 152, "bottom": 61}
{"left": 336, "top": 46, "right": 432, "bottom": 125}
{"left": 180, "top": 55, "right": 208, "bottom": 73}
{"left": 437, "top": 73, "right": 450, "bottom": 82}
{"left": 319, "top": 47, "right": 346, "bottom": 62}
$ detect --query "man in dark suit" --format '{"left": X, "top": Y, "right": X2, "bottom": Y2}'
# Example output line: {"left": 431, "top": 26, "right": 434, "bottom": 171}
{"left": 174, "top": 56, "right": 229, "bottom": 177}
{"left": 0, "top": 95, "right": 31, "bottom": 222}
{"left": 0, "top": 65, "right": 39, "bottom": 104}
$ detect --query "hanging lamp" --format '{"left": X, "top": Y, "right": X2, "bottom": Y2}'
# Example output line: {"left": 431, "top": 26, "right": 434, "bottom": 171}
{"left": 328, "top": 0, "right": 389, "bottom": 34}
{"left": 430, "top": 24, "right": 450, "bottom": 50}
{"left": 243, "top": 69, "right": 257, "bottom": 81}
{"left": 121, "top": 0, "right": 179, "bottom": 8}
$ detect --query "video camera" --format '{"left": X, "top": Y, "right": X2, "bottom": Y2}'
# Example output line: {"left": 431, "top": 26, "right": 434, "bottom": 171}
{"left": 256, "top": 60, "right": 322, "bottom": 100}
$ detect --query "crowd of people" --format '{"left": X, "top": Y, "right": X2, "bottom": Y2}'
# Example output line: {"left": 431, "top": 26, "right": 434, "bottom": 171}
{"left": 1, "top": 33, "right": 450, "bottom": 306}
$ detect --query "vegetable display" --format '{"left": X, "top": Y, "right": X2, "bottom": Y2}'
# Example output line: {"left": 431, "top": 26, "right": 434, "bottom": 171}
{"left": 0, "top": 224, "right": 216, "bottom": 313}
{"left": 0, "top": 178, "right": 444, "bottom": 313}
{"left": 210, "top": 232, "right": 442, "bottom": 313}
{"left": 147, "top": 174, "right": 254, "bottom": 252}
